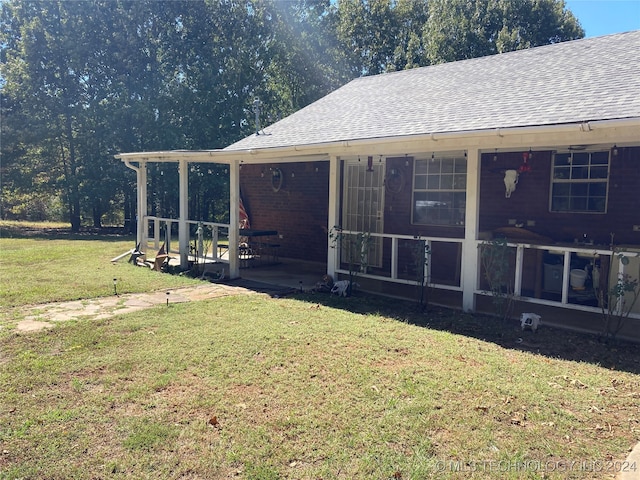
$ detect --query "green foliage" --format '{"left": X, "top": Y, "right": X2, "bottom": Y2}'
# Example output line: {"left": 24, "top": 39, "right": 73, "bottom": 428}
{"left": 328, "top": 226, "right": 372, "bottom": 295}
{"left": 479, "top": 237, "right": 515, "bottom": 321}
{"left": 409, "top": 237, "right": 431, "bottom": 310}
{"left": 424, "top": 0, "right": 584, "bottom": 64}
{"left": 597, "top": 252, "right": 640, "bottom": 340}
{"left": 1, "top": 0, "right": 584, "bottom": 229}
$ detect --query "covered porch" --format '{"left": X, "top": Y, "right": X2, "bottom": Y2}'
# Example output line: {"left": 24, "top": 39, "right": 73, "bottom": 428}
{"left": 116, "top": 121, "right": 640, "bottom": 340}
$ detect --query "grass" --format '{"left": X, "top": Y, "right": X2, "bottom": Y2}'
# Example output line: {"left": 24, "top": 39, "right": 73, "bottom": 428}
{"left": 0, "top": 220, "right": 202, "bottom": 318}
{"left": 1, "top": 221, "right": 639, "bottom": 479}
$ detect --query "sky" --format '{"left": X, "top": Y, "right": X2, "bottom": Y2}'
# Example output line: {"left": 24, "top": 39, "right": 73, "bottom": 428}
{"left": 565, "top": 0, "right": 640, "bottom": 37}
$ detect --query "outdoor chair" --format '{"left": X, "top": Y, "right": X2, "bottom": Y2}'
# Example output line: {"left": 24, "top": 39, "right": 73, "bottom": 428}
{"left": 151, "top": 243, "right": 171, "bottom": 271}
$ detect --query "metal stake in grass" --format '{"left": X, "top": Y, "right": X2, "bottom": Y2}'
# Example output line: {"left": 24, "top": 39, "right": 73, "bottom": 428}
{"left": 166, "top": 291, "right": 170, "bottom": 306}
{"left": 113, "top": 278, "right": 118, "bottom": 296}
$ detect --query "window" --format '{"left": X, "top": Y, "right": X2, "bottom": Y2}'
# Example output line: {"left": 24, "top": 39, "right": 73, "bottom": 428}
{"left": 550, "top": 151, "right": 609, "bottom": 213}
{"left": 412, "top": 155, "right": 466, "bottom": 226}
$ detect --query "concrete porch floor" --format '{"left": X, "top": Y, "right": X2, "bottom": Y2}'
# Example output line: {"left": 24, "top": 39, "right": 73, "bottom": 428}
{"left": 237, "top": 258, "right": 328, "bottom": 292}
{"left": 201, "top": 258, "right": 327, "bottom": 291}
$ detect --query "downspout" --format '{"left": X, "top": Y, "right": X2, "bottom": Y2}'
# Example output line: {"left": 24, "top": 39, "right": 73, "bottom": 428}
{"left": 123, "top": 159, "right": 147, "bottom": 249}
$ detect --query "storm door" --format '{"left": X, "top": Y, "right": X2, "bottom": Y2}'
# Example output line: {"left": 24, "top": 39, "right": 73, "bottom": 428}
{"left": 341, "top": 158, "right": 385, "bottom": 268}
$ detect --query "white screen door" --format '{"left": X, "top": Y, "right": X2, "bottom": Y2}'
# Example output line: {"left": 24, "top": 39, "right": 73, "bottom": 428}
{"left": 342, "top": 158, "right": 385, "bottom": 268}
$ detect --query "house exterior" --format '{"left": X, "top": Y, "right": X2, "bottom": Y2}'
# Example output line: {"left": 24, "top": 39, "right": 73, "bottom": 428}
{"left": 116, "top": 31, "right": 640, "bottom": 339}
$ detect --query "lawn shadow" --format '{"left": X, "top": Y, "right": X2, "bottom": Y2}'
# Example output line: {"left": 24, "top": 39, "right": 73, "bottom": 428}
{"left": 0, "top": 224, "right": 136, "bottom": 242}
{"left": 290, "top": 290, "right": 640, "bottom": 375}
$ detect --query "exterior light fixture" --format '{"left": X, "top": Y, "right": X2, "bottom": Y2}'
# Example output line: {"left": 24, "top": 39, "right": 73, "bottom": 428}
{"left": 612, "top": 145, "right": 618, "bottom": 156}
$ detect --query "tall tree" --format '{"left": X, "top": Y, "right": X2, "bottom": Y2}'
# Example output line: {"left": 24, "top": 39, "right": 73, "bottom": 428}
{"left": 424, "top": 0, "right": 584, "bottom": 64}
{"left": 1, "top": 0, "right": 584, "bottom": 228}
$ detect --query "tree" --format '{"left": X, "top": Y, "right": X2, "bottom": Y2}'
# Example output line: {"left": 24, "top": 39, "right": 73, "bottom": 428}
{"left": 423, "top": 0, "right": 584, "bottom": 64}
{"left": 1, "top": 0, "right": 585, "bottom": 228}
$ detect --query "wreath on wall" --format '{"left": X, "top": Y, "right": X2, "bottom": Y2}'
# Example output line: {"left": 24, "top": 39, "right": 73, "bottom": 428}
{"left": 385, "top": 169, "right": 405, "bottom": 194}
{"left": 271, "top": 168, "right": 283, "bottom": 192}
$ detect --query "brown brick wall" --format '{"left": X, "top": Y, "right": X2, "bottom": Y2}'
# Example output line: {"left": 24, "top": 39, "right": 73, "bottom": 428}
{"left": 237, "top": 146, "right": 639, "bottom": 264}
{"left": 239, "top": 161, "right": 329, "bottom": 262}
{"left": 479, "top": 146, "right": 640, "bottom": 246}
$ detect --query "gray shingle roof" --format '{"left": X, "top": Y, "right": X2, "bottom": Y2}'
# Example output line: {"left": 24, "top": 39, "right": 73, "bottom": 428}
{"left": 224, "top": 31, "right": 640, "bottom": 152}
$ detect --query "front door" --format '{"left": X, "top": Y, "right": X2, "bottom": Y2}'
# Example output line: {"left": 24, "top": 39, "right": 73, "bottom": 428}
{"left": 342, "top": 158, "right": 385, "bottom": 268}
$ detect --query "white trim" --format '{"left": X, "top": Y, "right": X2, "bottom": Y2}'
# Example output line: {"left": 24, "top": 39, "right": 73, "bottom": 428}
{"left": 115, "top": 118, "right": 640, "bottom": 164}
{"left": 228, "top": 160, "right": 241, "bottom": 279}
{"left": 178, "top": 159, "right": 189, "bottom": 269}
{"left": 327, "top": 155, "right": 340, "bottom": 278}
{"left": 462, "top": 148, "right": 480, "bottom": 312}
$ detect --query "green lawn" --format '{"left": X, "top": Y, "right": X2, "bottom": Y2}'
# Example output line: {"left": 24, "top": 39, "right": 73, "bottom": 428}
{"left": 0, "top": 222, "right": 639, "bottom": 479}
{"left": 0, "top": 220, "right": 201, "bottom": 314}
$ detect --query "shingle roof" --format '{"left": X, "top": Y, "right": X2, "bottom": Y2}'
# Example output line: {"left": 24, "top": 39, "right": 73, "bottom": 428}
{"left": 224, "top": 31, "right": 640, "bottom": 152}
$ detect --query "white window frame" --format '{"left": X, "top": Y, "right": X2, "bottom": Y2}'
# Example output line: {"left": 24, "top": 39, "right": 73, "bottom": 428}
{"left": 549, "top": 150, "right": 610, "bottom": 214}
{"left": 411, "top": 153, "right": 467, "bottom": 226}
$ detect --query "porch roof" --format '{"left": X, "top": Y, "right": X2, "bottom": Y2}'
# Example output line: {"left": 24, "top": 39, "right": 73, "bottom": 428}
{"left": 224, "top": 31, "right": 640, "bottom": 152}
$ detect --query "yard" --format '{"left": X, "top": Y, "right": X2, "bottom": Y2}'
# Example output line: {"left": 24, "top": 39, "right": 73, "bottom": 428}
{"left": 0, "top": 221, "right": 639, "bottom": 479}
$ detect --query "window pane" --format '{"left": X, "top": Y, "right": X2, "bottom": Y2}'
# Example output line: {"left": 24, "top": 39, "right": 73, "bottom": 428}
{"left": 555, "top": 153, "right": 570, "bottom": 165}
{"left": 590, "top": 166, "right": 608, "bottom": 179}
{"left": 554, "top": 166, "right": 570, "bottom": 179}
{"left": 454, "top": 160, "right": 467, "bottom": 173}
{"left": 573, "top": 153, "right": 589, "bottom": 165}
{"left": 441, "top": 174, "right": 454, "bottom": 189}
{"left": 571, "top": 183, "right": 588, "bottom": 196}
{"left": 414, "top": 176, "right": 426, "bottom": 189}
{"left": 553, "top": 183, "right": 570, "bottom": 196}
{"left": 454, "top": 174, "right": 466, "bottom": 189}
{"left": 591, "top": 151, "right": 609, "bottom": 165}
{"left": 441, "top": 158, "right": 454, "bottom": 173}
{"left": 570, "top": 197, "right": 587, "bottom": 211}
{"left": 427, "top": 175, "right": 440, "bottom": 189}
{"left": 588, "top": 182, "right": 607, "bottom": 196}
{"left": 588, "top": 197, "right": 606, "bottom": 212}
{"left": 571, "top": 166, "right": 588, "bottom": 179}
{"left": 552, "top": 197, "right": 570, "bottom": 211}
{"left": 415, "top": 160, "right": 428, "bottom": 174}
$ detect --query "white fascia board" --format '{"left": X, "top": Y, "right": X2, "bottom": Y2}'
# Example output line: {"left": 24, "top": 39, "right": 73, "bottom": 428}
{"left": 115, "top": 117, "right": 640, "bottom": 164}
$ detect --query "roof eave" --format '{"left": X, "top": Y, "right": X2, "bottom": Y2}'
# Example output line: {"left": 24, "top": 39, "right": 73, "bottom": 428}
{"left": 115, "top": 117, "right": 640, "bottom": 164}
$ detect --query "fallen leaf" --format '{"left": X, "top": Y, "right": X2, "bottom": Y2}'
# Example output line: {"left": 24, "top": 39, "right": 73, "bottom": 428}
{"left": 209, "top": 416, "right": 220, "bottom": 428}
{"left": 570, "top": 379, "right": 588, "bottom": 389}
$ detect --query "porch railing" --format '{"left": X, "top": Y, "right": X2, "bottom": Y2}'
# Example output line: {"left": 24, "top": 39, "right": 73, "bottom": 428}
{"left": 139, "top": 218, "right": 639, "bottom": 319}
{"left": 332, "top": 230, "right": 640, "bottom": 320}
{"left": 332, "top": 231, "right": 464, "bottom": 292}
{"left": 475, "top": 240, "right": 640, "bottom": 320}
{"left": 142, "top": 216, "right": 230, "bottom": 264}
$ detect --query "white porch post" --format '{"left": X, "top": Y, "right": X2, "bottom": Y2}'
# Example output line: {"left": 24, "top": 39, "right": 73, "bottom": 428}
{"left": 462, "top": 148, "right": 481, "bottom": 312}
{"left": 178, "top": 159, "right": 189, "bottom": 269}
{"left": 228, "top": 160, "right": 240, "bottom": 279}
{"left": 327, "top": 155, "right": 340, "bottom": 277}
{"left": 137, "top": 161, "right": 147, "bottom": 249}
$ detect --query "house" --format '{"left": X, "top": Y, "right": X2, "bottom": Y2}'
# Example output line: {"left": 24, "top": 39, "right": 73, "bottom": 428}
{"left": 116, "top": 31, "right": 640, "bottom": 339}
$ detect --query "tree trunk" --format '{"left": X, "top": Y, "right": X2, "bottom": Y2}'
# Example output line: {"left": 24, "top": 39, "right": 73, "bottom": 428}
{"left": 92, "top": 203, "right": 102, "bottom": 228}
